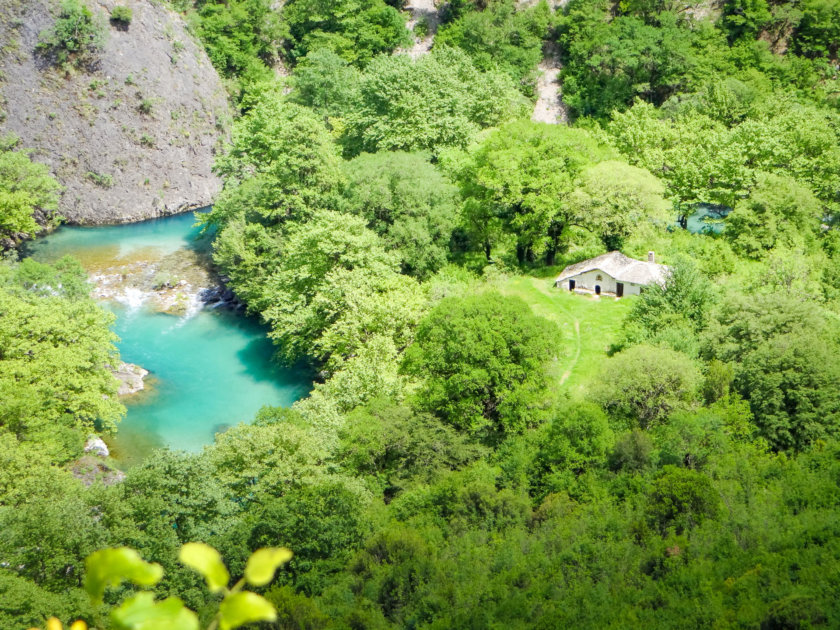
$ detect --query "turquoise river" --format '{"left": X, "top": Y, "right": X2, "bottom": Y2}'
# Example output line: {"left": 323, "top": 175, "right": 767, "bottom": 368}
{"left": 26, "top": 212, "right": 312, "bottom": 465}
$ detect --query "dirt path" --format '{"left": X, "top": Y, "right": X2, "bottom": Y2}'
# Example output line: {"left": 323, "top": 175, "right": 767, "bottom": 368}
{"left": 532, "top": 40, "right": 569, "bottom": 125}
{"left": 400, "top": 0, "right": 440, "bottom": 59}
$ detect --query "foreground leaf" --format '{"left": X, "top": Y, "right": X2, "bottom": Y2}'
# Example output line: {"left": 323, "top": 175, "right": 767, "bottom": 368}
{"left": 84, "top": 548, "right": 163, "bottom": 603}
{"left": 111, "top": 593, "right": 199, "bottom": 630}
{"left": 244, "top": 547, "right": 293, "bottom": 587}
{"left": 218, "top": 592, "right": 277, "bottom": 630}
{"left": 179, "top": 542, "right": 230, "bottom": 593}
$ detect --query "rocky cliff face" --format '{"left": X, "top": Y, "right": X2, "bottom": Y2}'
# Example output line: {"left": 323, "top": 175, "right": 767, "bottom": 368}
{"left": 0, "top": 0, "right": 231, "bottom": 224}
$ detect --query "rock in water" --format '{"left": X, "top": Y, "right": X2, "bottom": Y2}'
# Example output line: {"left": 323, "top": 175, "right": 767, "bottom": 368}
{"left": 84, "top": 435, "right": 110, "bottom": 458}
{"left": 0, "top": 0, "right": 231, "bottom": 224}
{"left": 113, "top": 362, "right": 149, "bottom": 395}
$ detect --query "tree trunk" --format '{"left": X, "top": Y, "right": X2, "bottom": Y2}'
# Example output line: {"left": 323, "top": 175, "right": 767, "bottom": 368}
{"left": 484, "top": 240, "right": 492, "bottom": 261}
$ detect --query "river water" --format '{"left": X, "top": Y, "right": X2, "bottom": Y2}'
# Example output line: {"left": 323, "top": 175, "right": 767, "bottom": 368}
{"left": 26, "top": 212, "right": 311, "bottom": 464}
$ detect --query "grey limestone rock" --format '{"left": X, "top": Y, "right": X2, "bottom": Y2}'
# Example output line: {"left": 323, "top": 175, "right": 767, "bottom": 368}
{"left": 0, "top": 0, "right": 232, "bottom": 224}
{"left": 113, "top": 361, "right": 149, "bottom": 395}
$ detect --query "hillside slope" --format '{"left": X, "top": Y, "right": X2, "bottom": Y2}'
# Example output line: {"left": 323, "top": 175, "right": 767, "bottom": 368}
{"left": 0, "top": 0, "right": 231, "bottom": 224}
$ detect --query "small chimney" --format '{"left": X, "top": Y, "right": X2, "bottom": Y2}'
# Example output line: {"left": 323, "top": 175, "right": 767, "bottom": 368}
{"left": 648, "top": 251, "right": 655, "bottom": 263}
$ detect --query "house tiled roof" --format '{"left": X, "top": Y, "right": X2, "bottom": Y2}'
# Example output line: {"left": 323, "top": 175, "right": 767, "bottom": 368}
{"left": 555, "top": 251, "right": 670, "bottom": 286}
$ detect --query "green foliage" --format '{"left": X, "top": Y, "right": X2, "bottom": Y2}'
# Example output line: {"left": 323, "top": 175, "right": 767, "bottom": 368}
{"left": 281, "top": 0, "right": 410, "bottom": 65}
{"left": 37, "top": 0, "right": 106, "bottom": 71}
{"left": 290, "top": 48, "right": 360, "bottom": 117}
{"left": 402, "top": 292, "right": 561, "bottom": 440}
{"left": 0, "top": 258, "right": 124, "bottom": 439}
{"left": 624, "top": 256, "right": 716, "bottom": 350}
{"left": 340, "top": 151, "right": 459, "bottom": 278}
{"left": 559, "top": 5, "right": 708, "bottom": 118}
{"left": 189, "top": 0, "right": 284, "bottom": 99}
{"left": 0, "top": 137, "right": 62, "bottom": 243}
{"left": 721, "top": 0, "right": 772, "bottom": 40}
{"left": 338, "top": 398, "right": 488, "bottom": 491}
{"left": 647, "top": 465, "right": 721, "bottom": 533}
{"left": 341, "top": 47, "right": 529, "bottom": 155}
{"left": 571, "top": 159, "right": 671, "bottom": 249}
{"left": 85, "top": 548, "right": 163, "bottom": 603}
{"left": 532, "top": 402, "right": 614, "bottom": 495}
{"left": 458, "top": 120, "right": 614, "bottom": 263}
{"left": 259, "top": 210, "right": 425, "bottom": 369}
{"left": 82, "top": 543, "right": 291, "bottom": 630}
{"left": 702, "top": 293, "right": 840, "bottom": 450}
{"left": 594, "top": 344, "right": 700, "bottom": 428}
{"left": 793, "top": 0, "right": 840, "bottom": 59}
{"left": 225, "top": 482, "right": 368, "bottom": 594}
{"left": 726, "top": 172, "right": 821, "bottom": 258}
{"left": 110, "top": 5, "right": 133, "bottom": 28}
{"left": 435, "top": 0, "right": 550, "bottom": 95}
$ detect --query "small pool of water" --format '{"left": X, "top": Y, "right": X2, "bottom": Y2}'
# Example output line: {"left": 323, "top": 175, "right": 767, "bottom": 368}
{"left": 682, "top": 203, "right": 731, "bottom": 234}
{"left": 26, "top": 213, "right": 312, "bottom": 464}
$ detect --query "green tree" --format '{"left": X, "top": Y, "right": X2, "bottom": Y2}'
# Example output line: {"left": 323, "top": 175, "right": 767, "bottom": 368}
{"left": 191, "top": 0, "right": 285, "bottom": 98}
{"left": 624, "top": 256, "right": 716, "bottom": 348}
{"left": 0, "top": 258, "right": 123, "bottom": 439}
{"left": 0, "top": 137, "right": 62, "bottom": 245}
{"left": 338, "top": 398, "right": 487, "bottom": 492}
{"left": 647, "top": 466, "right": 721, "bottom": 533}
{"left": 210, "top": 93, "right": 342, "bottom": 224}
{"left": 559, "top": 6, "right": 708, "bottom": 118}
{"left": 402, "top": 292, "right": 561, "bottom": 440}
{"left": 608, "top": 102, "right": 747, "bottom": 214}
{"left": 593, "top": 344, "right": 700, "bottom": 429}
{"left": 281, "top": 0, "right": 410, "bottom": 65}
{"left": 290, "top": 48, "right": 360, "bottom": 117}
{"left": 721, "top": 0, "right": 772, "bottom": 40}
{"left": 36, "top": 0, "right": 106, "bottom": 71}
{"left": 571, "top": 159, "right": 671, "bottom": 249}
{"left": 435, "top": 0, "right": 550, "bottom": 95}
{"left": 702, "top": 293, "right": 840, "bottom": 451}
{"left": 342, "top": 47, "right": 528, "bottom": 155}
{"left": 204, "top": 91, "right": 344, "bottom": 310}
{"left": 726, "top": 172, "right": 822, "bottom": 258}
{"left": 459, "top": 121, "right": 614, "bottom": 263}
{"left": 340, "top": 151, "right": 459, "bottom": 279}
{"left": 259, "top": 210, "right": 424, "bottom": 369}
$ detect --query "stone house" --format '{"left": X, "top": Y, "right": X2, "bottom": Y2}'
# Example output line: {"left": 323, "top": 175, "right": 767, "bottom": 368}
{"left": 554, "top": 251, "right": 669, "bottom": 297}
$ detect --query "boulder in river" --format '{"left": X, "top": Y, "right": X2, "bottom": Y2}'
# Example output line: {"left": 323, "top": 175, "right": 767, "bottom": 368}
{"left": 113, "top": 362, "right": 149, "bottom": 396}
{"left": 84, "top": 435, "right": 110, "bottom": 457}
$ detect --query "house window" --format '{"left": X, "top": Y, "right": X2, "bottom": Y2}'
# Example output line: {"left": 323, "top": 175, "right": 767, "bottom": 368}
{"left": 596, "top": 274, "right": 603, "bottom": 281}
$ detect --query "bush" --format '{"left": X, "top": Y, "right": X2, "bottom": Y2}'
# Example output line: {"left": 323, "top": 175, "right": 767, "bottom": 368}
{"left": 36, "top": 0, "right": 106, "bottom": 71}
{"left": 110, "top": 5, "right": 133, "bottom": 29}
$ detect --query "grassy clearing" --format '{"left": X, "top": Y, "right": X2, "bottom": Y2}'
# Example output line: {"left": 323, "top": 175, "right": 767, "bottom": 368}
{"left": 496, "top": 274, "right": 633, "bottom": 399}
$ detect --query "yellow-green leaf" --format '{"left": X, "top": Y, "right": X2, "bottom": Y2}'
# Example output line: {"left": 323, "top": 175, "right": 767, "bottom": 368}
{"left": 244, "top": 547, "right": 293, "bottom": 587}
{"left": 178, "top": 542, "right": 230, "bottom": 593}
{"left": 218, "top": 592, "right": 277, "bottom": 630}
{"left": 84, "top": 548, "right": 164, "bottom": 603}
{"left": 111, "top": 593, "right": 199, "bottom": 630}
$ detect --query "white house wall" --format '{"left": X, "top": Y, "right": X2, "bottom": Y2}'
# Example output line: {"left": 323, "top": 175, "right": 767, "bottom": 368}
{"left": 559, "top": 268, "right": 644, "bottom": 296}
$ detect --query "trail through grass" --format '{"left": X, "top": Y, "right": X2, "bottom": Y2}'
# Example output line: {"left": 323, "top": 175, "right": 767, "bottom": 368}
{"left": 496, "top": 275, "right": 633, "bottom": 398}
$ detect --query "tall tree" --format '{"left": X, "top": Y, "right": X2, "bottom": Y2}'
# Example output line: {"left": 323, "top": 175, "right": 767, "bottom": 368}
{"left": 459, "top": 121, "right": 614, "bottom": 264}
{"left": 402, "top": 292, "right": 561, "bottom": 441}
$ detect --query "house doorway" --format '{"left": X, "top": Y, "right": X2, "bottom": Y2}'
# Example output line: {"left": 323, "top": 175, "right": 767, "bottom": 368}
{"left": 569, "top": 279, "right": 575, "bottom": 291}
{"left": 595, "top": 285, "right": 601, "bottom": 295}
{"left": 616, "top": 282, "right": 624, "bottom": 297}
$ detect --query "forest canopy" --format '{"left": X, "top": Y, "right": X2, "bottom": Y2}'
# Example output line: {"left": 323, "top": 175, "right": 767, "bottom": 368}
{"left": 5, "top": 0, "right": 840, "bottom": 627}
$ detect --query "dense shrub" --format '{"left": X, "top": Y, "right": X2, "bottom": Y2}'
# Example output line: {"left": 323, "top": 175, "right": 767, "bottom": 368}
{"left": 36, "top": 0, "right": 106, "bottom": 71}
